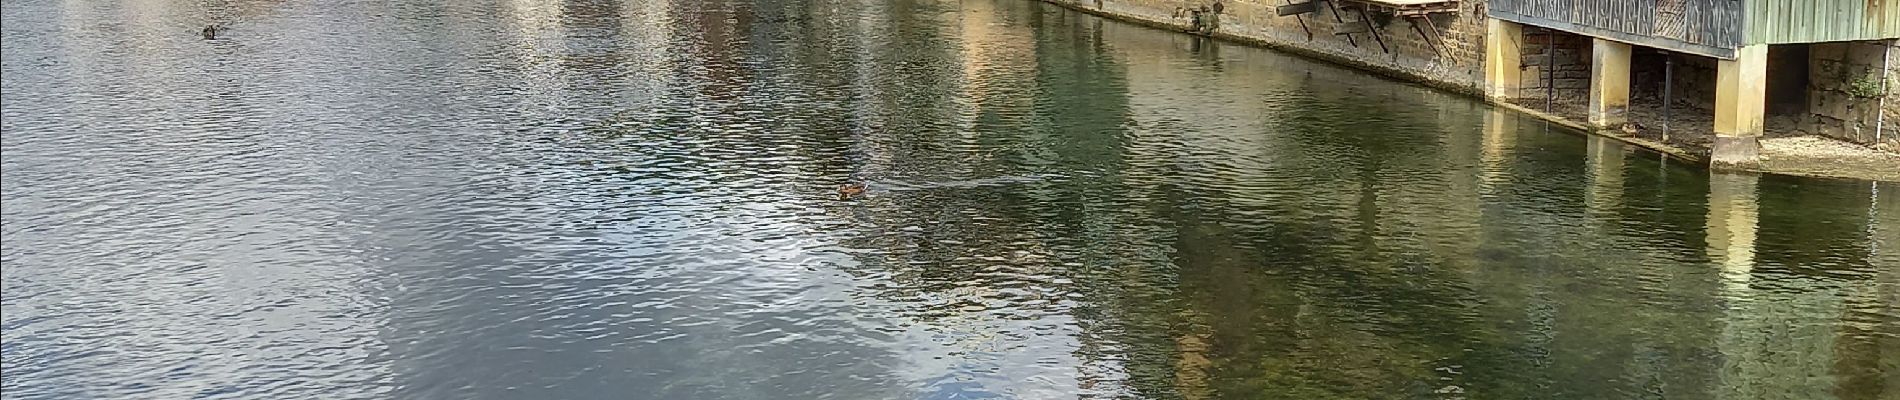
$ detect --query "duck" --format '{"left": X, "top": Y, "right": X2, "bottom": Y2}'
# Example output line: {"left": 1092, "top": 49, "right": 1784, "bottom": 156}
{"left": 201, "top": 24, "right": 220, "bottom": 40}
{"left": 837, "top": 182, "right": 867, "bottom": 200}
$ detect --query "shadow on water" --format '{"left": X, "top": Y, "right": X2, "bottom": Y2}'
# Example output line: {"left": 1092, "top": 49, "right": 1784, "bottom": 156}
{"left": 1, "top": 0, "right": 1895, "bottom": 399}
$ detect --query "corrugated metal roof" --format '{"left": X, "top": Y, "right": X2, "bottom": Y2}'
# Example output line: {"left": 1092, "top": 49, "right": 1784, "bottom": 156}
{"left": 1488, "top": 0, "right": 1896, "bottom": 56}
{"left": 1743, "top": 0, "right": 1899, "bottom": 44}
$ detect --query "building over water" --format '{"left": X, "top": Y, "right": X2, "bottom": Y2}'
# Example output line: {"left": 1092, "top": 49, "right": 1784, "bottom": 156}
{"left": 1047, "top": 0, "right": 1898, "bottom": 169}
{"left": 1483, "top": 0, "right": 1899, "bottom": 164}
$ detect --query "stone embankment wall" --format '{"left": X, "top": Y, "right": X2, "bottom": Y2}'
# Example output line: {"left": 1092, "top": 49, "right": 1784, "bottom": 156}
{"left": 1807, "top": 40, "right": 1899, "bottom": 147}
{"left": 1514, "top": 27, "right": 1591, "bottom": 101}
{"left": 1046, "top": 0, "right": 1486, "bottom": 93}
{"left": 1628, "top": 50, "right": 1719, "bottom": 110}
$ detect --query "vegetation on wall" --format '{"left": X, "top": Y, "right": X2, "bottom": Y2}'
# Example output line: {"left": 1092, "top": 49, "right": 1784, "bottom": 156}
{"left": 1845, "top": 74, "right": 1885, "bottom": 98}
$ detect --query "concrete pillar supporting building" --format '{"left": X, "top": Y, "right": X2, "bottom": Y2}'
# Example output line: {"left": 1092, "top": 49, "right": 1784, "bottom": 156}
{"left": 1484, "top": 19, "right": 1523, "bottom": 99}
{"left": 1588, "top": 39, "right": 1632, "bottom": 127}
{"left": 1713, "top": 44, "right": 1769, "bottom": 166}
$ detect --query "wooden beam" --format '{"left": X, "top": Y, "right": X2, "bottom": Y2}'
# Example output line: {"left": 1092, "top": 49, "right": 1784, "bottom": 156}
{"left": 1277, "top": 2, "right": 1318, "bottom": 16}
{"left": 1284, "top": 1, "right": 1314, "bottom": 40}
{"left": 1326, "top": 0, "right": 1360, "bottom": 47}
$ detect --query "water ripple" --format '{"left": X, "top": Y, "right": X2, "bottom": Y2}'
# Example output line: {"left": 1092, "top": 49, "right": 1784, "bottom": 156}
{"left": 6, "top": 0, "right": 1897, "bottom": 399}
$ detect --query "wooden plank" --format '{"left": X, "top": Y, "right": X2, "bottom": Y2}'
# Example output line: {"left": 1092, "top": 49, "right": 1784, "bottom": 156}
{"left": 1285, "top": 0, "right": 1314, "bottom": 39}
{"left": 1337, "top": 0, "right": 1458, "bottom": 14}
{"left": 1325, "top": 0, "right": 1361, "bottom": 47}
{"left": 1356, "top": 0, "right": 1455, "bottom": 6}
{"left": 1277, "top": 2, "right": 1319, "bottom": 16}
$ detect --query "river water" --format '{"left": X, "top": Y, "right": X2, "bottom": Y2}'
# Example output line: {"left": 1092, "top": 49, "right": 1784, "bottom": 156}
{"left": 2, "top": 0, "right": 1896, "bottom": 398}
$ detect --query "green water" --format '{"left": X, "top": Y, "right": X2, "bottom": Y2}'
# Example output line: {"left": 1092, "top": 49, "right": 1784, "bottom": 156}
{"left": 2, "top": 0, "right": 1895, "bottom": 398}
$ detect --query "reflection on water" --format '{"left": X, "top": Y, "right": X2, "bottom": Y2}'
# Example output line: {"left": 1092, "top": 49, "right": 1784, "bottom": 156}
{"left": 2, "top": 0, "right": 1896, "bottom": 399}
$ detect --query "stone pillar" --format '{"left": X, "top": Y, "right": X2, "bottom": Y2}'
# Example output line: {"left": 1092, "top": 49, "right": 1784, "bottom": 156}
{"left": 1714, "top": 44, "right": 1769, "bottom": 166}
{"left": 1589, "top": 38, "right": 1632, "bottom": 127}
{"left": 1484, "top": 19, "right": 1524, "bottom": 99}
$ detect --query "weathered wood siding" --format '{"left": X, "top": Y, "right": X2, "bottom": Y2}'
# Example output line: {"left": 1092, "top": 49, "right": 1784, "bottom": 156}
{"left": 1743, "top": 0, "right": 1900, "bottom": 44}
{"left": 1488, "top": 0, "right": 1743, "bottom": 58}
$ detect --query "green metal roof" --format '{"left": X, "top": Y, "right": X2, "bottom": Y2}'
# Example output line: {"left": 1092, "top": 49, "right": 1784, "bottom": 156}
{"left": 1744, "top": 0, "right": 1900, "bottom": 44}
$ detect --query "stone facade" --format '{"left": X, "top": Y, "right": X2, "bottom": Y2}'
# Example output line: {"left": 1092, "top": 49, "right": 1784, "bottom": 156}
{"left": 1807, "top": 40, "right": 1898, "bottom": 147}
{"left": 1629, "top": 50, "right": 1719, "bottom": 111}
{"left": 1046, "top": 0, "right": 1486, "bottom": 93}
{"left": 1516, "top": 28, "right": 1591, "bottom": 101}
{"left": 1890, "top": 42, "right": 1899, "bottom": 148}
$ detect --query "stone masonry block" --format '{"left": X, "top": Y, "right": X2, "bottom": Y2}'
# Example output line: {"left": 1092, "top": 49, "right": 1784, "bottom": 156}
{"left": 1854, "top": 100, "right": 1880, "bottom": 123}
{"left": 1811, "top": 43, "right": 1847, "bottom": 61}
{"left": 1848, "top": 42, "right": 1889, "bottom": 66}
{"left": 1811, "top": 71, "right": 1843, "bottom": 91}
{"left": 1817, "top": 91, "right": 1855, "bottom": 119}
{"left": 1817, "top": 59, "right": 1843, "bottom": 77}
{"left": 1813, "top": 117, "right": 1847, "bottom": 140}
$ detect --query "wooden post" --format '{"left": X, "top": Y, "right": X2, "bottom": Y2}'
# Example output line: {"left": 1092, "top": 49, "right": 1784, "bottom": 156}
{"left": 1664, "top": 56, "right": 1674, "bottom": 141}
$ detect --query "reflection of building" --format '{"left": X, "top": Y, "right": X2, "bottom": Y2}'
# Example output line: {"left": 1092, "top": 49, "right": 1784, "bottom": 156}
{"left": 1838, "top": 185, "right": 1900, "bottom": 399}
{"left": 957, "top": 0, "right": 1037, "bottom": 104}
{"left": 1479, "top": 108, "right": 1518, "bottom": 191}
{"left": 950, "top": 0, "right": 1038, "bottom": 168}
{"left": 684, "top": 0, "right": 751, "bottom": 98}
{"left": 1704, "top": 173, "right": 1900, "bottom": 399}
{"left": 1706, "top": 172, "right": 1760, "bottom": 291}
{"left": 1705, "top": 171, "right": 1830, "bottom": 399}
{"left": 1584, "top": 136, "right": 1626, "bottom": 219}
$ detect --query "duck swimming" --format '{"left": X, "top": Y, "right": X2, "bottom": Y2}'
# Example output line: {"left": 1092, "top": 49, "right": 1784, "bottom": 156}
{"left": 202, "top": 25, "right": 220, "bottom": 40}
{"left": 837, "top": 183, "right": 866, "bottom": 200}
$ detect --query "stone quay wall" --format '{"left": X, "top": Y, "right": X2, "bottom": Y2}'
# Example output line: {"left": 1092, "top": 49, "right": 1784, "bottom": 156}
{"left": 1807, "top": 40, "right": 1899, "bottom": 147}
{"left": 1514, "top": 27, "right": 1592, "bottom": 101}
{"left": 1043, "top": 0, "right": 1488, "bottom": 95}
